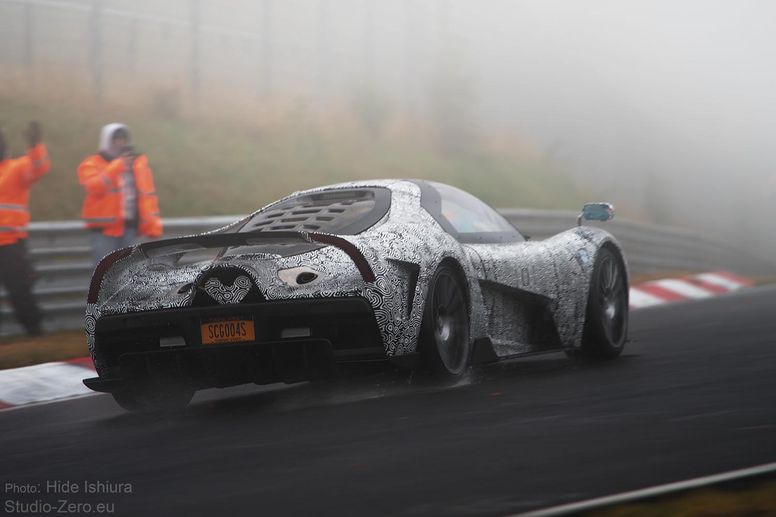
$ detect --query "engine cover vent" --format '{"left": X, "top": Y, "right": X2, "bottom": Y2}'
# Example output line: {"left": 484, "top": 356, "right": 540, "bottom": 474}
{"left": 192, "top": 268, "right": 264, "bottom": 306}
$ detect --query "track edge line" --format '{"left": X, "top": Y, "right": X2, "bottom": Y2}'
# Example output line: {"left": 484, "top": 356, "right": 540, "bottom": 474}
{"left": 514, "top": 461, "right": 776, "bottom": 517}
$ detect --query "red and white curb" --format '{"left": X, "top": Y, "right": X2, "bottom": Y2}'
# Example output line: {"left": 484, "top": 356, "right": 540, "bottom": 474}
{"left": 0, "top": 271, "right": 757, "bottom": 411}
{"left": 629, "top": 271, "right": 753, "bottom": 309}
{"left": 0, "top": 358, "right": 95, "bottom": 411}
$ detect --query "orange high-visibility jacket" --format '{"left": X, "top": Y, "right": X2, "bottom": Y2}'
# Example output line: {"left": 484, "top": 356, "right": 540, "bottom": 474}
{"left": 77, "top": 153, "right": 162, "bottom": 238}
{"left": 0, "top": 143, "right": 51, "bottom": 246}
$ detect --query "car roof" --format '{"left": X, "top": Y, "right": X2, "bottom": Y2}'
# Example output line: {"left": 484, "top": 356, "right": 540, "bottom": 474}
{"left": 291, "top": 179, "right": 407, "bottom": 194}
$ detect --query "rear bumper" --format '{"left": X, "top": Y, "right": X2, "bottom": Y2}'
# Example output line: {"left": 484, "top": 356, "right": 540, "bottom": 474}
{"left": 88, "top": 297, "right": 386, "bottom": 392}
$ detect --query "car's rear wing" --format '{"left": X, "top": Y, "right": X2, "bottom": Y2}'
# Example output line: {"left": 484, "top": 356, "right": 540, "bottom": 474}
{"left": 139, "top": 230, "right": 376, "bottom": 283}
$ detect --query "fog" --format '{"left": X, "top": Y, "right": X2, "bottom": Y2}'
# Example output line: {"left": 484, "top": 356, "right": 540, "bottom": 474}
{"left": 1, "top": 0, "right": 774, "bottom": 258}
{"left": 469, "top": 1, "right": 776, "bottom": 257}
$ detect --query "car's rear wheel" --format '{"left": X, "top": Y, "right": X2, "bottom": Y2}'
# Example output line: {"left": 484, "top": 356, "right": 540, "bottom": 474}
{"left": 419, "top": 264, "right": 471, "bottom": 377}
{"left": 578, "top": 246, "right": 628, "bottom": 359}
{"left": 111, "top": 380, "right": 195, "bottom": 413}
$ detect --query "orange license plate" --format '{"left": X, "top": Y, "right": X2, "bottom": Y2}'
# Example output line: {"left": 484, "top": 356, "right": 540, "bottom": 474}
{"left": 200, "top": 318, "right": 255, "bottom": 345}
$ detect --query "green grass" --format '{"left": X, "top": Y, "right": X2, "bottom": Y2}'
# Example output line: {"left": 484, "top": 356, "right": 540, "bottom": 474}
{"left": 594, "top": 479, "right": 776, "bottom": 517}
{"left": 0, "top": 331, "right": 88, "bottom": 370}
{"left": 0, "top": 95, "right": 588, "bottom": 221}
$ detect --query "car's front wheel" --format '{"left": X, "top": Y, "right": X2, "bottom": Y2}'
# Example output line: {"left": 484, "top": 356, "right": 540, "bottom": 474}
{"left": 419, "top": 263, "right": 471, "bottom": 377}
{"left": 111, "top": 380, "right": 195, "bottom": 413}
{"left": 578, "top": 246, "right": 628, "bottom": 359}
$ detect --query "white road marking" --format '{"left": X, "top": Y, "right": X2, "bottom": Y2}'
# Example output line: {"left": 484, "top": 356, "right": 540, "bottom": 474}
{"left": 696, "top": 272, "right": 746, "bottom": 291}
{"left": 0, "top": 362, "right": 93, "bottom": 406}
{"left": 0, "top": 392, "right": 101, "bottom": 413}
{"left": 653, "top": 278, "right": 714, "bottom": 299}
{"left": 628, "top": 288, "right": 666, "bottom": 308}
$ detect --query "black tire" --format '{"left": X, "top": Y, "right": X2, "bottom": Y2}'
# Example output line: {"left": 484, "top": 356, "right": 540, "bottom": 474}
{"left": 419, "top": 263, "right": 471, "bottom": 377}
{"left": 578, "top": 247, "right": 628, "bottom": 359}
{"left": 111, "top": 380, "right": 195, "bottom": 413}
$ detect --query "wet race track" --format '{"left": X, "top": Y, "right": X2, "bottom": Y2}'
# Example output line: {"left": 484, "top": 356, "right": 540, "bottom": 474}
{"left": 2, "top": 285, "right": 776, "bottom": 516}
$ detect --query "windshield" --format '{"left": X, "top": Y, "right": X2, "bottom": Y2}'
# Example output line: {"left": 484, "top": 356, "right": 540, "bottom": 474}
{"left": 432, "top": 182, "right": 516, "bottom": 234}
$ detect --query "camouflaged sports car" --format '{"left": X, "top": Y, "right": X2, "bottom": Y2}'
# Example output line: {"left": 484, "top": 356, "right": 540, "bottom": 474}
{"left": 83, "top": 179, "right": 629, "bottom": 411}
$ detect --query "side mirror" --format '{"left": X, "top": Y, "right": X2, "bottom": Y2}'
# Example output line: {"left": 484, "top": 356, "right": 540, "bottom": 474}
{"left": 577, "top": 202, "right": 615, "bottom": 226}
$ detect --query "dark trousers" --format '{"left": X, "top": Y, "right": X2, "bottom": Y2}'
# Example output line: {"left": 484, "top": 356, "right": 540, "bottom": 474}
{"left": 0, "top": 239, "right": 42, "bottom": 336}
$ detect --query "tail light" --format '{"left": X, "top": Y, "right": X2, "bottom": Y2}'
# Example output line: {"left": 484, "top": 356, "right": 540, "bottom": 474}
{"left": 87, "top": 247, "right": 134, "bottom": 304}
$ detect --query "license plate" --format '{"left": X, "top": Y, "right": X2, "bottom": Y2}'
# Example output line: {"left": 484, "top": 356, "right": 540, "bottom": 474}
{"left": 200, "top": 318, "right": 255, "bottom": 345}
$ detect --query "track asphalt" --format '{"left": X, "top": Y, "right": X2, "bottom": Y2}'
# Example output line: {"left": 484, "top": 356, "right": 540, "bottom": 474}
{"left": 2, "top": 285, "right": 775, "bottom": 516}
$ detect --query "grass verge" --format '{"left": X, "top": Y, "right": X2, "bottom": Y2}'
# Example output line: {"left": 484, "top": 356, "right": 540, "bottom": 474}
{"left": 0, "top": 331, "right": 88, "bottom": 370}
{"left": 594, "top": 478, "right": 776, "bottom": 517}
{"left": 0, "top": 95, "right": 588, "bottom": 222}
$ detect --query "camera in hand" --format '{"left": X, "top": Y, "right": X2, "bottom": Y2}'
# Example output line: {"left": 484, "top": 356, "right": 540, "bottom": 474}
{"left": 121, "top": 145, "right": 138, "bottom": 157}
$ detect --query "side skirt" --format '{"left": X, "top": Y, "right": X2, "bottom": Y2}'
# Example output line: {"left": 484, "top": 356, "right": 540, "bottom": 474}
{"left": 471, "top": 336, "right": 566, "bottom": 364}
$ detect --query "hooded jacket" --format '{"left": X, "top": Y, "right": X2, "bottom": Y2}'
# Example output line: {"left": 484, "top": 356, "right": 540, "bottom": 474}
{"left": 0, "top": 143, "right": 50, "bottom": 246}
{"left": 78, "top": 124, "right": 162, "bottom": 238}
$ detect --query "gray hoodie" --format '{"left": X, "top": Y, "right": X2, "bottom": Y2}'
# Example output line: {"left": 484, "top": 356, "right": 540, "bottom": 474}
{"left": 98, "top": 123, "right": 137, "bottom": 225}
{"left": 98, "top": 123, "right": 130, "bottom": 158}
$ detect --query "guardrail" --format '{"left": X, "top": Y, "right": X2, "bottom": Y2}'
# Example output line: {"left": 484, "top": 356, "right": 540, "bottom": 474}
{"left": 1, "top": 212, "right": 773, "bottom": 337}
{"left": 499, "top": 209, "right": 775, "bottom": 277}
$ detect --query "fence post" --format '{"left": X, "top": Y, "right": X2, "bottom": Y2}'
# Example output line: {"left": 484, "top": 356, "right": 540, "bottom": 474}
{"left": 403, "top": 0, "right": 418, "bottom": 120}
{"left": 88, "top": 0, "right": 104, "bottom": 105}
{"left": 317, "top": 0, "right": 329, "bottom": 101}
{"left": 363, "top": 1, "right": 374, "bottom": 88}
{"left": 259, "top": 0, "right": 273, "bottom": 99}
{"left": 23, "top": 2, "right": 34, "bottom": 87}
{"left": 128, "top": 17, "right": 138, "bottom": 74}
{"left": 189, "top": 0, "right": 201, "bottom": 110}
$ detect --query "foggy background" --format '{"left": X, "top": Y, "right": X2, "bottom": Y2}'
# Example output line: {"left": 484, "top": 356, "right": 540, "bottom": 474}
{"left": 0, "top": 0, "right": 774, "bottom": 259}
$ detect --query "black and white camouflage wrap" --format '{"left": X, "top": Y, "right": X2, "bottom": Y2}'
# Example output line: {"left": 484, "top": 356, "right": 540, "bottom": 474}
{"left": 85, "top": 179, "right": 626, "bottom": 375}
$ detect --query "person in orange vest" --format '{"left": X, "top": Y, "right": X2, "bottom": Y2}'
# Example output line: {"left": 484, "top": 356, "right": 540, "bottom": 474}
{"left": 78, "top": 123, "right": 162, "bottom": 266}
{"left": 0, "top": 122, "right": 50, "bottom": 336}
